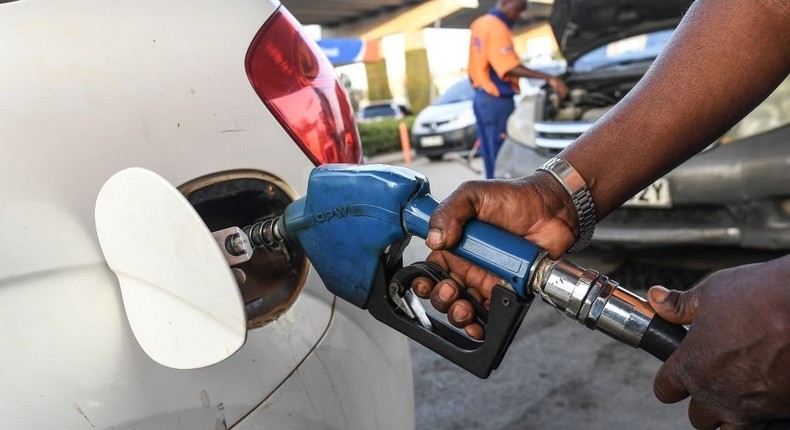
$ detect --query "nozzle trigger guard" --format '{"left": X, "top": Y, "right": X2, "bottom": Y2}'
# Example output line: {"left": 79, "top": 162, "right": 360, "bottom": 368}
{"left": 367, "top": 260, "right": 534, "bottom": 379}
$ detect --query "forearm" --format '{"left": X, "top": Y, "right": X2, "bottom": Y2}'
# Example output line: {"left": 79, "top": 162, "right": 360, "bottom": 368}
{"left": 504, "top": 65, "right": 556, "bottom": 81}
{"left": 560, "top": 0, "right": 790, "bottom": 219}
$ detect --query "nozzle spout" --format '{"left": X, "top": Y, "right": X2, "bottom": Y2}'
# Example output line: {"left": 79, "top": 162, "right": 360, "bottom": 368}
{"left": 244, "top": 217, "right": 287, "bottom": 253}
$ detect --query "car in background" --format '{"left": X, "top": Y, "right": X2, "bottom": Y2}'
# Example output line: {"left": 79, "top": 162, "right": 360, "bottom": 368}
{"left": 411, "top": 78, "right": 478, "bottom": 160}
{"left": 358, "top": 101, "right": 413, "bottom": 123}
{"left": 496, "top": 0, "right": 790, "bottom": 250}
{"left": 1, "top": 1, "right": 414, "bottom": 429}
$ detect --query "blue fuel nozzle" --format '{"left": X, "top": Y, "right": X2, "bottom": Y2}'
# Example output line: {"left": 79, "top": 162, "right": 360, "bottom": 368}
{"left": 276, "top": 164, "right": 687, "bottom": 378}
{"left": 279, "top": 164, "right": 540, "bottom": 377}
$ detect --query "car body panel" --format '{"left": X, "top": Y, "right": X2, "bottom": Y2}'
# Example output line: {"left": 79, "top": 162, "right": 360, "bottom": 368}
{"left": 1, "top": 0, "right": 414, "bottom": 427}
{"left": 234, "top": 299, "right": 415, "bottom": 430}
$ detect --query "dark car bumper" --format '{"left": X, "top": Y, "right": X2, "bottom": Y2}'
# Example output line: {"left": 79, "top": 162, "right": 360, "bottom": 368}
{"left": 412, "top": 124, "right": 477, "bottom": 158}
{"left": 494, "top": 125, "right": 790, "bottom": 250}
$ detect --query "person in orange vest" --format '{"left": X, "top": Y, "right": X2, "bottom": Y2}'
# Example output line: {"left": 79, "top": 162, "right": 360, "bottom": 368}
{"left": 468, "top": 0, "right": 568, "bottom": 179}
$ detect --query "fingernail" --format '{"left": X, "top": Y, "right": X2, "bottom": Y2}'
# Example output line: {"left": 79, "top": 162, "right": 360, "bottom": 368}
{"left": 438, "top": 283, "right": 454, "bottom": 301}
{"left": 453, "top": 308, "right": 469, "bottom": 322}
{"left": 649, "top": 286, "right": 670, "bottom": 304}
{"left": 427, "top": 229, "right": 444, "bottom": 249}
{"left": 413, "top": 281, "right": 428, "bottom": 297}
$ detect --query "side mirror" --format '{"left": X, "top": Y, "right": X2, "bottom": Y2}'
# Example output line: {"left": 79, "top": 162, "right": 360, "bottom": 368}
{"left": 95, "top": 168, "right": 246, "bottom": 369}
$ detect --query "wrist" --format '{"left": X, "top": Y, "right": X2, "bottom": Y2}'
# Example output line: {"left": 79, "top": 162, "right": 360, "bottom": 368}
{"left": 533, "top": 170, "right": 579, "bottom": 233}
{"left": 537, "top": 158, "right": 597, "bottom": 252}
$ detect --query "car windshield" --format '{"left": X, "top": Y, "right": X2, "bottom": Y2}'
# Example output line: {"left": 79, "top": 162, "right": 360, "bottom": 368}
{"left": 574, "top": 29, "right": 674, "bottom": 71}
{"left": 361, "top": 105, "right": 397, "bottom": 118}
{"left": 434, "top": 79, "right": 475, "bottom": 105}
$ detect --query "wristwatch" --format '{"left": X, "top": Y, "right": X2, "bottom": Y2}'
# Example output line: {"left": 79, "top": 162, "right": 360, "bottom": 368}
{"left": 537, "top": 157, "right": 596, "bottom": 253}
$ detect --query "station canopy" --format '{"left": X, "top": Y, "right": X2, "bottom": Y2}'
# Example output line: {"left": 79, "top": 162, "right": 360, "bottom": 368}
{"left": 281, "top": 0, "right": 552, "bottom": 33}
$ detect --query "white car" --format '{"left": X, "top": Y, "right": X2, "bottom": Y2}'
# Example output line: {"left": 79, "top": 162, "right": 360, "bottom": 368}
{"left": 411, "top": 79, "right": 477, "bottom": 160}
{"left": 1, "top": 0, "right": 414, "bottom": 429}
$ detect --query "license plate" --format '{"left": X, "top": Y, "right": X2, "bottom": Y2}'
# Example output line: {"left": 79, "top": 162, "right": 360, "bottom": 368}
{"left": 420, "top": 135, "right": 444, "bottom": 147}
{"left": 623, "top": 178, "right": 671, "bottom": 208}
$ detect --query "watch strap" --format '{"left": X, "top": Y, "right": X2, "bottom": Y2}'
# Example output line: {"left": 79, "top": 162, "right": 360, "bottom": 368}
{"left": 537, "top": 157, "right": 596, "bottom": 253}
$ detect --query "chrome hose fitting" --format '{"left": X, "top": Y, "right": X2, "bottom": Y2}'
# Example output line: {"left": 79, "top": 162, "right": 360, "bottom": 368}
{"left": 529, "top": 254, "right": 656, "bottom": 348}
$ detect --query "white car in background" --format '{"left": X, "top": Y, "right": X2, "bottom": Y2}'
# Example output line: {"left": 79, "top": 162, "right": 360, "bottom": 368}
{"left": 411, "top": 79, "right": 478, "bottom": 160}
{"left": 0, "top": 0, "right": 414, "bottom": 429}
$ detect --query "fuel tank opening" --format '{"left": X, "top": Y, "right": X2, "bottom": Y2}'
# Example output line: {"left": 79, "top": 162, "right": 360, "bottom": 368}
{"left": 179, "top": 170, "right": 308, "bottom": 329}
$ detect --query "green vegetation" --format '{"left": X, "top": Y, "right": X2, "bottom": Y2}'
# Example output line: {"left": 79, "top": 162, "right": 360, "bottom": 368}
{"left": 357, "top": 117, "right": 415, "bottom": 157}
{"left": 405, "top": 48, "right": 431, "bottom": 114}
{"left": 364, "top": 59, "right": 393, "bottom": 102}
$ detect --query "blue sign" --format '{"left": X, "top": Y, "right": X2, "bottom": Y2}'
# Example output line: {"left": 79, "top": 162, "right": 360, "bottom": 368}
{"left": 317, "top": 38, "right": 365, "bottom": 65}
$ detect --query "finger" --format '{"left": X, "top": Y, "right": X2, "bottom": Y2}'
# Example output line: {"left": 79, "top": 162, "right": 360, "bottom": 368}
{"left": 654, "top": 355, "right": 690, "bottom": 404}
{"left": 448, "top": 300, "right": 475, "bottom": 328}
{"left": 425, "top": 250, "right": 451, "bottom": 270}
{"left": 430, "top": 279, "right": 460, "bottom": 313}
{"left": 427, "top": 181, "right": 485, "bottom": 250}
{"left": 427, "top": 251, "right": 501, "bottom": 301}
{"left": 688, "top": 397, "right": 721, "bottom": 430}
{"left": 465, "top": 287, "right": 484, "bottom": 304}
{"left": 465, "top": 323, "right": 485, "bottom": 340}
{"left": 411, "top": 276, "right": 434, "bottom": 298}
{"left": 648, "top": 285, "right": 700, "bottom": 325}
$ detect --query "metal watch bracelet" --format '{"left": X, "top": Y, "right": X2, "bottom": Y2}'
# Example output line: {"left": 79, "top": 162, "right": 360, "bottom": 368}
{"left": 537, "top": 157, "right": 596, "bottom": 253}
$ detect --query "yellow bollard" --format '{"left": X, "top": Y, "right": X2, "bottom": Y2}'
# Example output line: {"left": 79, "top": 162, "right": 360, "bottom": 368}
{"left": 398, "top": 122, "right": 412, "bottom": 164}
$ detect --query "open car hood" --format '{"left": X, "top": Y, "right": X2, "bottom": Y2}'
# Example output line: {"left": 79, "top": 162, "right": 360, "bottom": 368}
{"left": 550, "top": 0, "right": 693, "bottom": 65}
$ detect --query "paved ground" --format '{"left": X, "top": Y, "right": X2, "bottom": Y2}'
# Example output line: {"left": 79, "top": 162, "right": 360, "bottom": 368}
{"left": 370, "top": 153, "right": 782, "bottom": 430}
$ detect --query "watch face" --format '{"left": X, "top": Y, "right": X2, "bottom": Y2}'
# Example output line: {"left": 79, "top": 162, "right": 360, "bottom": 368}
{"left": 540, "top": 158, "right": 587, "bottom": 195}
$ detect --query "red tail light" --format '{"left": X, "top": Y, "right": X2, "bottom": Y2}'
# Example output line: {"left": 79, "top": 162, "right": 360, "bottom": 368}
{"left": 246, "top": 7, "right": 363, "bottom": 165}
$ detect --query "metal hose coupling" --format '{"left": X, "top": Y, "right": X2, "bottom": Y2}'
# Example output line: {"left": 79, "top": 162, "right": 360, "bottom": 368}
{"left": 243, "top": 216, "right": 287, "bottom": 253}
{"left": 528, "top": 252, "right": 656, "bottom": 348}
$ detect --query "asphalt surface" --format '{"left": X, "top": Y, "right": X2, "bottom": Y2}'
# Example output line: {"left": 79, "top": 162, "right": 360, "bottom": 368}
{"left": 370, "top": 153, "right": 783, "bottom": 430}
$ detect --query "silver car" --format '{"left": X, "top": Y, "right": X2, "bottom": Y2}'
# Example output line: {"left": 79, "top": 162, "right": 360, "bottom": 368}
{"left": 411, "top": 79, "right": 478, "bottom": 160}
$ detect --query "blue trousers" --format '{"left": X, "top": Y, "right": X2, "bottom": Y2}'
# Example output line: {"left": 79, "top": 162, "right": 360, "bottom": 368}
{"left": 473, "top": 90, "right": 515, "bottom": 179}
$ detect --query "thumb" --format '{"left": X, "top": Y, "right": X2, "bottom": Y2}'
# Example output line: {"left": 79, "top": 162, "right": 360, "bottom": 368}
{"left": 427, "top": 182, "right": 484, "bottom": 250}
{"left": 647, "top": 285, "right": 700, "bottom": 325}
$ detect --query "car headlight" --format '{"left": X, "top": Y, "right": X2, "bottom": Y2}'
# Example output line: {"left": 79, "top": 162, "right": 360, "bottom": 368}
{"left": 453, "top": 108, "right": 476, "bottom": 126}
{"left": 411, "top": 117, "right": 427, "bottom": 133}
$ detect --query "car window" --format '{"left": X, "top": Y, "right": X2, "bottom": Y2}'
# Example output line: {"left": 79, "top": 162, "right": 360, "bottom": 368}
{"left": 434, "top": 79, "right": 475, "bottom": 105}
{"left": 362, "top": 105, "right": 398, "bottom": 118}
{"left": 574, "top": 29, "right": 674, "bottom": 71}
